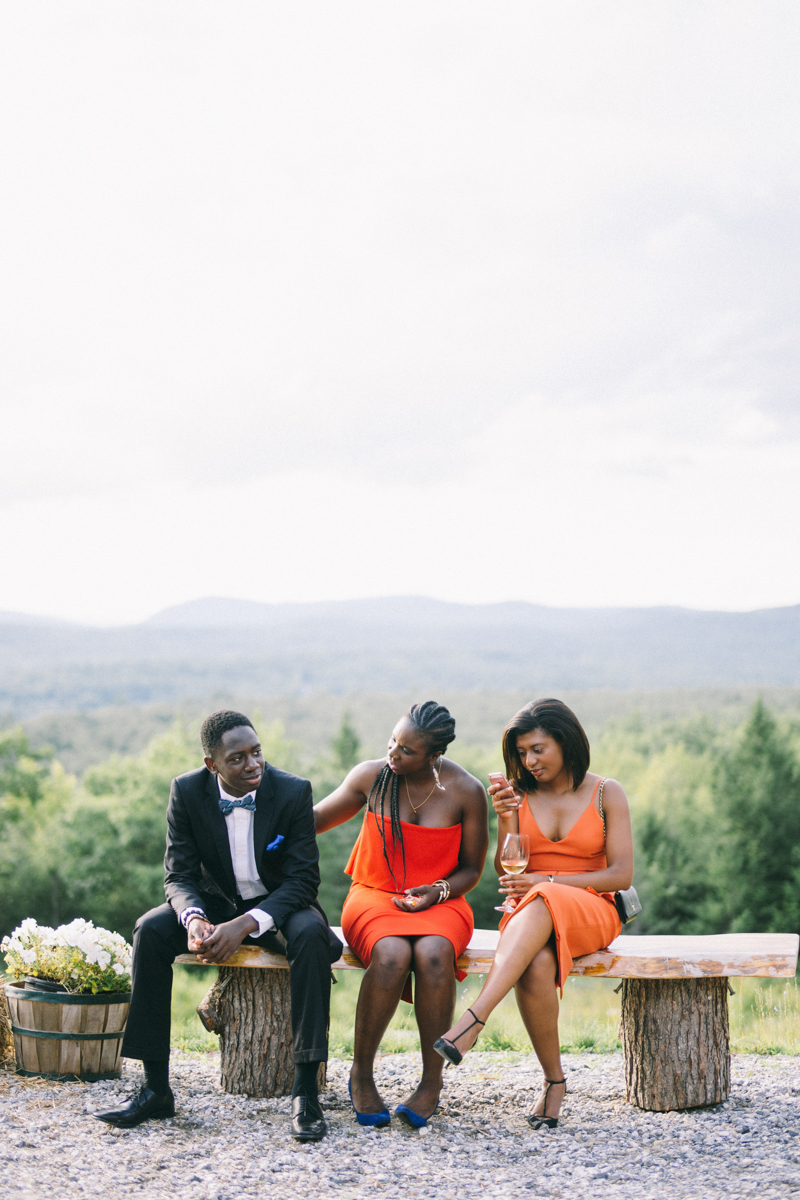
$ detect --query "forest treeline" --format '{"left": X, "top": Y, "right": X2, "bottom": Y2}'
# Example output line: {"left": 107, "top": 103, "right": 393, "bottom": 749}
{"left": 1, "top": 699, "right": 799, "bottom": 942}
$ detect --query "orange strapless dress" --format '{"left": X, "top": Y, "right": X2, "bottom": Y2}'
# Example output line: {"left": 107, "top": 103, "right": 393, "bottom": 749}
{"left": 499, "top": 779, "right": 622, "bottom": 992}
{"left": 341, "top": 810, "right": 474, "bottom": 1003}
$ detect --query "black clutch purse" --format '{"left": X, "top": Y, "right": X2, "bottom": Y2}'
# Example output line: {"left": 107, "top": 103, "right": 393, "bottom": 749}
{"left": 598, "top": 779, "right": 642, "bottom": 925}
{"left": 614, "top": 885, "right": 642, "bottom": 924}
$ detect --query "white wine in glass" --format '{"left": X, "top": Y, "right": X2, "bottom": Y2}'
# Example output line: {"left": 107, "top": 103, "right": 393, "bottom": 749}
{"left": 495, "top": 833, "right": 531, "bottom": 913}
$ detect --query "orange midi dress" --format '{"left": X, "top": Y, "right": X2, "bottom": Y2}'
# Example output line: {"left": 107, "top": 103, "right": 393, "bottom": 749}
{"left": 499, "top": 778, "right": 621, "bottom": 992}
{"left": 341, "top": 810, "right": 474, "bottom": 1003}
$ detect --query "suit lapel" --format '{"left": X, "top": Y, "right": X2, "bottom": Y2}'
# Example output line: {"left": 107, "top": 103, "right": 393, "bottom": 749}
{"left": 204, "top": 772, "right": 237, "bottom": 897}
{"left": 253, "top": 766, "right": 275, "bottom": 867}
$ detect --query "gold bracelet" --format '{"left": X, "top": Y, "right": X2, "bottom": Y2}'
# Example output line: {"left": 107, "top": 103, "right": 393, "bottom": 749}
{"left": 432, "top": 879, "right": 450, "bottom": 904}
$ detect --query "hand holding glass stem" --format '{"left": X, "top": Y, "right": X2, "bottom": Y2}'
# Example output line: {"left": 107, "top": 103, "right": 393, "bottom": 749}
{"left": 495, "top": 832, "right": 530, "bottom": 913}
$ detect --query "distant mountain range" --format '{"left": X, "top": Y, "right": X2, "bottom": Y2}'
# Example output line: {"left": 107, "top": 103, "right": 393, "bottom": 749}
{"left": 1, "top": 595, "right": 799, "bottom": 716}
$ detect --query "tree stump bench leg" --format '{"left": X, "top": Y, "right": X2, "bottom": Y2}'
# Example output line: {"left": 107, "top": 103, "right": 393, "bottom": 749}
{"left": 621, "top": 978, "right": 730, "bottom": 1111}
{"left": 197, "top": 967, "right": 326, "bottom": 1097}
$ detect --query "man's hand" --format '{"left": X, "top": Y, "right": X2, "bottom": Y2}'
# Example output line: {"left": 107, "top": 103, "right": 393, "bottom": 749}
{"left": 187, "top": 917, "right": 214, "bottom": 952}
{"left": 194, "top": 914, "right": 259, "bottom": 965}
{"left": 392, "top": 885, "right": 439, "bottom": 912}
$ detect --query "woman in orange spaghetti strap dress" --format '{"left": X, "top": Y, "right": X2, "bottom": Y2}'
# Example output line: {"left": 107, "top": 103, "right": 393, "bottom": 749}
{"left": 314, "top": 702, "right": 488, "bottom": 1129}
{"left": 434, "top": 699, "right": 633, "bottom": 1130}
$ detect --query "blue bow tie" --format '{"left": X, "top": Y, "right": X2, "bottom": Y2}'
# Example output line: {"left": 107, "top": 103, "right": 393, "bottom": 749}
{"left": 218, "top": 794, "right": 257, "bottom": 816}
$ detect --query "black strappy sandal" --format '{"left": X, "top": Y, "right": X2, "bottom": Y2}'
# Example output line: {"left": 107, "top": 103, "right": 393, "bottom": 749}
{"left": 433, "top": 1008, "right": 486, "bottom": 1066}
{"left": 526, "top": 1078, "right": 566, "bottom": 1130}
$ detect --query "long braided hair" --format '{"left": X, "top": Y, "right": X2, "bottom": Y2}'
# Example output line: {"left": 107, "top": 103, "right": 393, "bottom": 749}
{"left": 368, "top": 701, "right": 457, "bottom": 890}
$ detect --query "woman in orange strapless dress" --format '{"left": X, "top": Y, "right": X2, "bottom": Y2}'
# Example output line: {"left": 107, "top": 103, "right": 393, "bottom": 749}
{"left": 434, "top": 698, "right": 633, "bottom": 1130}
{"left": 314, "top": 702, "right": 488, "bottom": 1128}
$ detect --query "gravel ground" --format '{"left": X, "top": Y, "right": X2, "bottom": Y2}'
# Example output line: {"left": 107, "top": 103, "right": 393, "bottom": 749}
{"left": 1, "top": 1051, "right": 799, "bottom": 1200}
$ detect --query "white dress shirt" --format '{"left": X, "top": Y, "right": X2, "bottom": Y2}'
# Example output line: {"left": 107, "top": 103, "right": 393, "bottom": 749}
{"left": 179, "top": 780, "right": 275, "bottom": 937}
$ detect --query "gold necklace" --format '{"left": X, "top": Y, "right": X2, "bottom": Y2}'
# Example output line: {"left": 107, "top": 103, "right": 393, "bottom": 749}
{"left": 405, "top": 773, "right": 438, "bottom": 813}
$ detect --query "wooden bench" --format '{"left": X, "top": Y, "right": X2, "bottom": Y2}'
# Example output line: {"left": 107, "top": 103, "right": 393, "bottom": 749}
{"left": 178, "top": 929, "right": 798, "bottom": 1112}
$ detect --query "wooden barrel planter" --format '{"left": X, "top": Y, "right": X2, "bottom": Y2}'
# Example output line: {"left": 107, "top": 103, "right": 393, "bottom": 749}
{"left": 4, "top": 981, "right": 131, "bottom": 1082}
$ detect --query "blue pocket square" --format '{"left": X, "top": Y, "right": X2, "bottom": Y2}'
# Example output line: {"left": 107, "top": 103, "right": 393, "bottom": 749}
{"left": 265, "top": 834, "right": 284, "bottom": 852}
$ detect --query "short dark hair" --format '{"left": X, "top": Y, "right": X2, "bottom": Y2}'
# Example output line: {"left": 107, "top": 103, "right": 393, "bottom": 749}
{"left": 502, "top": 698, "right": 590, "bottom": 793}
{"left": 201, "top": 710, "right": 255, "bottom": 758}
{"left": 407, "top": 700, "right": 456, "bottom": 756}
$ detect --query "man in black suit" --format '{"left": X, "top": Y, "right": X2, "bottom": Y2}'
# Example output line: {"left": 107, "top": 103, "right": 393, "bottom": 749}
{"left": 95, "top": 710, "right": 342, "bottom": 1140}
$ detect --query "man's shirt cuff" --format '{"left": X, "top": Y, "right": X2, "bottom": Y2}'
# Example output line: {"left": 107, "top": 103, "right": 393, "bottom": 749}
{"left": 180, "top": 907, "right": 208, "bottom": 929}
{"left": 246, "top": 907, "right": 275, "bottom": 936}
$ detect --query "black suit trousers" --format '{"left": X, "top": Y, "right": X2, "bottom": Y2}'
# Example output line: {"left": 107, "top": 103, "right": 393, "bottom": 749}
{"left": 121, "top": 898, "right": 342, "bottom": 1064}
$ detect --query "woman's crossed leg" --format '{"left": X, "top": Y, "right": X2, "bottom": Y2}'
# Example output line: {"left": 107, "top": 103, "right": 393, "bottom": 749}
{"left": 437, "top": 897, "right": 566, "bottom": 1120}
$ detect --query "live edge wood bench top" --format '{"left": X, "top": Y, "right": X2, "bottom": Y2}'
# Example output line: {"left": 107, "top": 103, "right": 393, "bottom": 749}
{"left": 176, "top": 928, "right": 799, "bottom": 979}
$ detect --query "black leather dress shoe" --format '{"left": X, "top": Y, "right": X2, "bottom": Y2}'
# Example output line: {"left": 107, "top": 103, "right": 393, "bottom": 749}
{"left": 94, "top": 1085, "right": 175, "bottom": 1128}
{"left": 291, "top": 1094, "right": 327, "bottom": 1142}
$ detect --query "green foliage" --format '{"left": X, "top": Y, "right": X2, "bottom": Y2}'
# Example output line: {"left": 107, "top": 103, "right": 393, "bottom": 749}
{"left": 0, "top": 729, "right": 69, "bottom": 935}
{"left": 57, "top": 723, "right": 200, "bottom": 936}
{"left": 626, "top": 743, "right": 723, "bottom": 934}
{"left": 330, "top": 714, "right": 361, "bottom": 773}
{"left": 0, "top": 726, "right": 53, "bottom": 807}
{"left": 252, "top": 715, "right": 303, "bottom": 775}
{"left": 714, "top": 699, "right": 800, "bottom": 933}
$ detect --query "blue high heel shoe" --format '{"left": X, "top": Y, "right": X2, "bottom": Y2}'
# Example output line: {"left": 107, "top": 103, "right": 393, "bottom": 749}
{"left": 348, "top": 1079, "right": 391, "bottom": 1128}
{"left": 395, "top": 1100, "right": 439, "bottom": 1129}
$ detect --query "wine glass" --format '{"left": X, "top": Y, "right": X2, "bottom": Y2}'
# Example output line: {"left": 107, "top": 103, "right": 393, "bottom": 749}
{"left": 494, "top": 833, "right": 531, "bottom": 913}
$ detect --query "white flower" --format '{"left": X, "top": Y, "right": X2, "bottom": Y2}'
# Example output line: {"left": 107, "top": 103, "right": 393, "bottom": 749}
{"left": 4, "top": 917, "right": 132, "bottom": 989}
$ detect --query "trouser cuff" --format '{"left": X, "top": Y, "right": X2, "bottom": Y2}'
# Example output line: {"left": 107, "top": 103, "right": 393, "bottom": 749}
{"left": 293, "top": 1048, "right": 329, "bottom": 1064}
{"left": 121, "top": 1047, "right": 170, "bottom": 1062}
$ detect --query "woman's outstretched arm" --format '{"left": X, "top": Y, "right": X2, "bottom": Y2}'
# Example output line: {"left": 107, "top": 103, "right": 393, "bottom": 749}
{"left": 313, "top": 760, "right": 382, "bottom": 832}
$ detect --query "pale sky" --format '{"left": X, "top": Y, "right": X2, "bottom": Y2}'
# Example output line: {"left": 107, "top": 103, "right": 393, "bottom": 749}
{"left": 1, "top": 2, "right": 799, "bottom": 625}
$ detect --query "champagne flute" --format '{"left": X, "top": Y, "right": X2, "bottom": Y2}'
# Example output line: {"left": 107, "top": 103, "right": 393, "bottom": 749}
{"left": 494, "top": 833, "right": 531, "bottom": 913}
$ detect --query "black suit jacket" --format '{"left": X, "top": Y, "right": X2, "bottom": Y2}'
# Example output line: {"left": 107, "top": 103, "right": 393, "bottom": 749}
{"left": 163, "top": 763, "right": 322, "bottom": 930}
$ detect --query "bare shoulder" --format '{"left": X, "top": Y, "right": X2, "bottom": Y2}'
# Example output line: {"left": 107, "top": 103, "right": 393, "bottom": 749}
{"left": 350, "top": 758, "right": 387, "bottom": 791}
{"left": 597, "top": 776, "right": 629, "bottom": 809}
{"left": 443, "top": 760, "right": 488, "bottom": 809}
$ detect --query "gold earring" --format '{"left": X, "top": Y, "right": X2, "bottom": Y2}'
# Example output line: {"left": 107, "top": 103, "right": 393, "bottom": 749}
{"left": 433, "top": 756, "right": 446, "bottom": 791}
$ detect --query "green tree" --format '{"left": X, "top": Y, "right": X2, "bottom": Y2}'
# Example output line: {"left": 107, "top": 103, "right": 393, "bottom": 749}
{"left": 330, "top": 714, "right": 361, "bottom": 773}
{"left": 0, "top": 730, "right": 70, "bottom": 937}
{"left": 50, "top": 723, "right": 200, "bottom": 937}
{"left": 0, "top": 727, "right": 53, "bottom": 806}
{"left": 252, "top": 715, "right": 302, "bottom": 775}
{"left": 628, "top": 744, "right": 723, "bottom": 934}
{"left": 715, "top": 699, "right": 800, "bottom": 933}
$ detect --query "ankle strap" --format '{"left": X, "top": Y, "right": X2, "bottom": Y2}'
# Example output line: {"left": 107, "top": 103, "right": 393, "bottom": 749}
{"left": 467, "top": 1007, "right": 485, "bottom": 1026}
